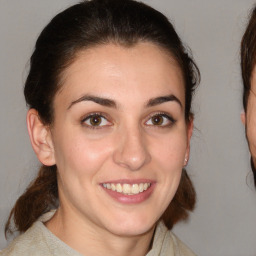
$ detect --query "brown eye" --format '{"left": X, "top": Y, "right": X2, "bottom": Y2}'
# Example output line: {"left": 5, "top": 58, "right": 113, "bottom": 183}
{"left": 145, "top": 113, "right": 175, "bottom": 127}
{"left": 83, "top": 114, "right": 111, "bottom": 128}
{"left": 90, "top": 115, "right": 102, "bottom": 126}
{"left": 151, "top": 115, "right": 164, "bottom": 125}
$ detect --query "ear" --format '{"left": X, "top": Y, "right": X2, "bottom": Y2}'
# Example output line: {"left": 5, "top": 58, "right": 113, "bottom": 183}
{"left": 241, "top": 110, "right": 246, "bottom": 125}
{"left": 26, "top": 109, "right": 56, "bottom": 166}
{"left": 184, "top": 117, "right": 194, "bottom": 166}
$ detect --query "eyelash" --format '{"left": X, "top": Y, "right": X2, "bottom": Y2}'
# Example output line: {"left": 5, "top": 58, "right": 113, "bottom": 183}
{"left": 145, "top": 112, "right": 176, "bottom": 128}
{"left": 81, "top": 112, "right": 112, "bottom": 130}
{"left": 81, "top": 112, "right": 176, "bottom": 129}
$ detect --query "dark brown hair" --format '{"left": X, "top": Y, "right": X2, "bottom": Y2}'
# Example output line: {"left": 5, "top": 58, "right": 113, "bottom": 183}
{"left": 6, "top": 0, "right": 199, "bottom": 235}
{"left": 241, "top": 5, "right": 256, "bottom": 185}
{"left": 241, "top": 5, "right": 256, "bottom": 111}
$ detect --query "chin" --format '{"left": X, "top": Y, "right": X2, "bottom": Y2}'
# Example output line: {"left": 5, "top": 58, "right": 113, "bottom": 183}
{"left": 104, "top": 214, "right": 157, "bottom": 237}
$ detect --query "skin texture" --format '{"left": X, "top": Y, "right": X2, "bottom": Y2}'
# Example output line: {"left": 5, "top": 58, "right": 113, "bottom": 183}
{"left": 242, "top": 66, "right": 256, "bottom": 167}
{"left": 27, "top": 42, "right": 193, "bottom": 256}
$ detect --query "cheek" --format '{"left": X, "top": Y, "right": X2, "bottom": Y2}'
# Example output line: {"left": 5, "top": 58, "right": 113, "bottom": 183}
{"left": 247, "top": 122, "right": 256, "bottom": 158}
{"left": 53, "top": 131, "right": 113, "bottom": 177}
{"left": 151, "top": 131, "right": 187, "bottom": 165}
{"left": 149, "top": 133, "right": 186, "bottom": 210}
{"left": 246, "top": 100, "right": 256, "bottom": 155}
{"left": 148, "top": 132, "right": 187, "bottom": 194}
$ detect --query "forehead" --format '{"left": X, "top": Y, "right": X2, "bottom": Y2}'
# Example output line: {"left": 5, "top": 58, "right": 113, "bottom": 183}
{"left": 56, "top": 42, "right": 185, "bottom": 107}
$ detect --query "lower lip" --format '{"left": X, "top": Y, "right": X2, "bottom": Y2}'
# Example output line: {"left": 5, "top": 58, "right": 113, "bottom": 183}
{"left": 101, "top": 183, "right": 155, "bottom": 204}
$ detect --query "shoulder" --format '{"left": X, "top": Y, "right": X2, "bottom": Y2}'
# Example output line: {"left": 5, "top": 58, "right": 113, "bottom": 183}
{"left": 169, "top": 231, "right": 197, "bottom": 256}
{"left": 148, "top": 221, "right": 197, "bottom": 256}
{"left": 1, "top": 214, "right": 82, "bottom": 256}
{"left": 0, "top": 222, "right": 52, "bottom": 256}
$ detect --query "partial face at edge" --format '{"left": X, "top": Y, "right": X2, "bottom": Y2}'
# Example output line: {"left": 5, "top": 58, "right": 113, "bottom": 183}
{"left": 244, "top": 66, "right": 256, "bottom": 167}
{"left": 45, "top": 42, "right": 193, "bottom": 237}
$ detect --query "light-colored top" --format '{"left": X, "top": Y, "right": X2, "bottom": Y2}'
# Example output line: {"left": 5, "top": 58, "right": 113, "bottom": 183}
{"left": 1, "top": 212, "right": 196, "bottom": 256}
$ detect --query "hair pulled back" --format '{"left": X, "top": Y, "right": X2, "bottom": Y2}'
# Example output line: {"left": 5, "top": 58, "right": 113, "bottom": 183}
{"left": 241, "top": 6, "right": 256, "bottom": 186}
{"left": 6, "top": 0, "right": 200, "bottom": 235}
{"left": 241, "top": 6, "right": 256, "bottom": 112}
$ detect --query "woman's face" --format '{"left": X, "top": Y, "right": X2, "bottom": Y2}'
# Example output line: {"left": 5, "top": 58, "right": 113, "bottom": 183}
{"left": 49, "top": 42, "right": 192, "bottom": 237}
{"left": 245, "top": 66, "right": 256, "bottom": 167}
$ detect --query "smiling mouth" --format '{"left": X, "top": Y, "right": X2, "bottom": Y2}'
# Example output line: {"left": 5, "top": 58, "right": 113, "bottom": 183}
{"left": 102, "top": 183, "right": 151, "bottom": 195}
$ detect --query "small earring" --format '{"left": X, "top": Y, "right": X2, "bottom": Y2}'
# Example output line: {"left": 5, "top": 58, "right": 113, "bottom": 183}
{"left": 184, "top": 158, "right": 188, "bottom": 166}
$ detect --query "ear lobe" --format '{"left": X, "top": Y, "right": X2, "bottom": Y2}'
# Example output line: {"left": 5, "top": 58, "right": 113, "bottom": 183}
{"left": 26, "top": 109, "right": 56, "bottom": 166}
{"left": 184, "top": 118, "right": 194, "bottom": 166}
{"left": 241, "top": 111, "right": 246, "bottom": 125}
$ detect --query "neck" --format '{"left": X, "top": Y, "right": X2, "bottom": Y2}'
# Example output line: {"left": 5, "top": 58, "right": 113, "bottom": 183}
{"left": 45, "top": 207, "right": 155, "bottom": 256}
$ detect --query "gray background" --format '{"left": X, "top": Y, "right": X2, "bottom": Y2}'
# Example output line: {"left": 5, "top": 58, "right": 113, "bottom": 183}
{"left": 1, "top": 0, "right": 256, "bottom": 255}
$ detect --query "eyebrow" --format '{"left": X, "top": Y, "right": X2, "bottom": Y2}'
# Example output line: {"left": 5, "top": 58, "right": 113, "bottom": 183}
{"left": 68, "top": 95, "right": 117, "bottom": 109}
{"left": 68, "top": 93, "right": 182, "bottom": 110}
{"left": 146, "top": 94, "right": 182, "bottom": 108}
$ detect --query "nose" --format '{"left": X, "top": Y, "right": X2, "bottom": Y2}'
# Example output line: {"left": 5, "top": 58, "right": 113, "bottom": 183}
{"left": 113, "top": 126, "right": 151, "bottom": 171}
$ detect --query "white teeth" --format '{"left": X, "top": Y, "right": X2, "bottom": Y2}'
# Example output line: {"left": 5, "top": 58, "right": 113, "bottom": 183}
{"left": 102, "top": 182, "right": 151, "bottom": 195}
{"left": 131, "top": 184, "right": 139, "bottom": 194}
{"left": 116, "top": 183, "right": 122, "bottom": 193}
{"left": 123, "top": 184, "right": 131, "bottom": 194}
{"left": 111, "top": 184, "right": 116, "bottom": 191}
{"left": 139, "top": 183, "right": 144, "bottom": 192}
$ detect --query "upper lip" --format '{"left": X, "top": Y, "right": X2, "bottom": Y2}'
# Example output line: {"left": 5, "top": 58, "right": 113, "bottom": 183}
{"left": 100, "top": 179, "right": 154, "bottom": 184}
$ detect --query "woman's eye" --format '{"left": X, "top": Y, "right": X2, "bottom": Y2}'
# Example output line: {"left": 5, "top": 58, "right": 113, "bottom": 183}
{"left": 82, "top": 114, "right": 111, "bottom": 127}
{"left": 145, "top": 114, "right": 174, "bottom": 127}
